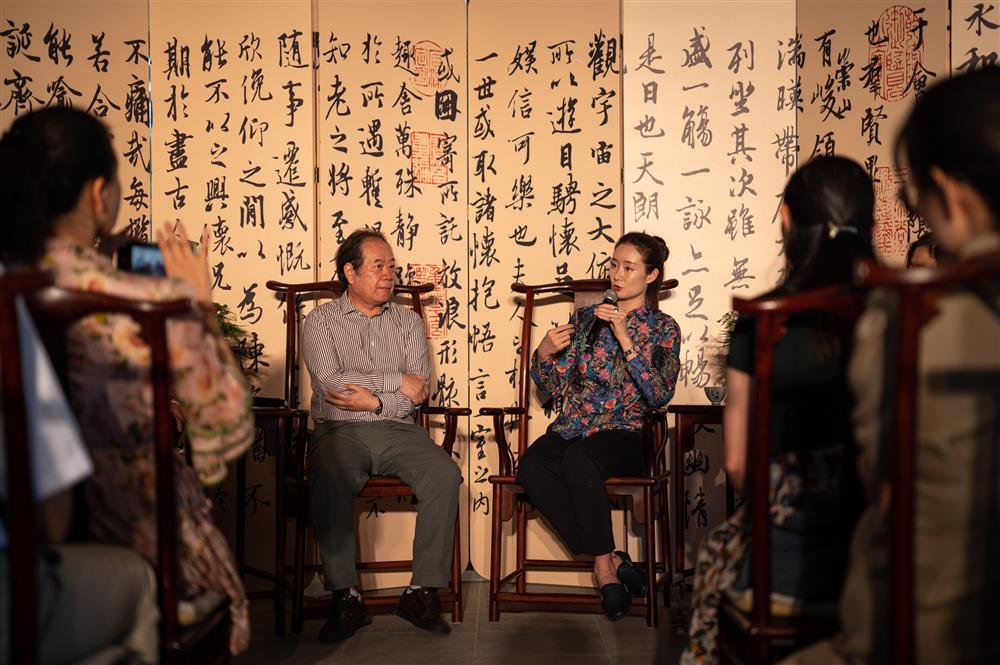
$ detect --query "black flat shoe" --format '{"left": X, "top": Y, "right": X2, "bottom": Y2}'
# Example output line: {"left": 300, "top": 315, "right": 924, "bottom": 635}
{"left": 615, "top": 550, "right": 648, "bottom": 598}
{"left": 600, "top": 582, "right": 631, "bottom": 621}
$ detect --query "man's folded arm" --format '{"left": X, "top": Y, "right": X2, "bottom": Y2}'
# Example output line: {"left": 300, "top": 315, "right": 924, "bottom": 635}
{"left": 302, "top": 313, "right": 402, "bottom": 396}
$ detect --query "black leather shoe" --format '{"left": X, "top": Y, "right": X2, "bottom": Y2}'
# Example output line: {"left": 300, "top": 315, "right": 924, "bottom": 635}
{"left": 615, "top": 550, "right": 648, "bottom": 597}
{"left": 319, "top": 589, "right": 372, "bottom": 643}
{"left": 394, "top": 587, "right": 451, "bottom": 635}
{"left": 600, "top": 582, "right": 631, "bottom": 621}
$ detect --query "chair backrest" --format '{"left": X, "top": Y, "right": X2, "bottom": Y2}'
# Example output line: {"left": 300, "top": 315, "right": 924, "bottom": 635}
{"left": 509, "top": 278, "right": 679, "bottom": 466}
{"left": 731, "top": 284, "right": 863, "bottom": 637}
{"left": 0, "top": 268, "right": 54, "bottom": 665}
{"left": 857, "top": 248, "right": 1000, "bottom": 665}
{"left": 22, "top": 284, "right": 195, "bottom": 657}
{"left": 265, "top": 279, "right": 435, "bottom": 412}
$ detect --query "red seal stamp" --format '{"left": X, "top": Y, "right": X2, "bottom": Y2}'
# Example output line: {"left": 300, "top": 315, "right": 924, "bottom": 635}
{"left": 873, "top": 165, "right": 912, "bottom": 261}
{"left": 411, "top": 40, "right": 445, "bottom": 95}
{"left": 410, "top": 131, "right": 449, "bottom": 185}
{"left": 409, "top": 263, "right": 446, "bottom": 340}
{"left": 869, "top": 5, "right": 925, "bottom": 101}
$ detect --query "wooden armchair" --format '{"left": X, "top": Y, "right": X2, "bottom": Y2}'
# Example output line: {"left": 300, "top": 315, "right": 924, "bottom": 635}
{"left": 857, "top": 249, "right": 1000, "bottom": 665}
{"left": 718, "top": 285, "right": 863, "bottom": 664}
{"left": 0, "top": 269, "right": 54, "bottom": 665}
{"left": 10, "top": 276, "right": 230, "bottom": 664}
{"left": 260, "top": 279, "right": 470, "bottom": 634}
{"left": 482, "top": 278, "right": 679, "bottom": 627}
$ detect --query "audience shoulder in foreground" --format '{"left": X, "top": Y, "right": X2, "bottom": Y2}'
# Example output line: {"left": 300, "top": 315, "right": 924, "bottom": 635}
{"left": 781, "top": 65, "right": 1000, "bottom": 665}
{"left": 0, "top": 106, "right": 255, "bottom": 656}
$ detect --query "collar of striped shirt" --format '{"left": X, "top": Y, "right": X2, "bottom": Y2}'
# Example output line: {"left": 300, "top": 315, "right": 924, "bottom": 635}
{"left": 338, "top": 290, "right": 390, "bottom": 318}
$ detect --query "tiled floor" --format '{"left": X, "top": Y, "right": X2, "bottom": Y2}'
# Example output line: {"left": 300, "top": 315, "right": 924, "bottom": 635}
{"left": 235, "top": 581, "right": 686, "bottom": 664}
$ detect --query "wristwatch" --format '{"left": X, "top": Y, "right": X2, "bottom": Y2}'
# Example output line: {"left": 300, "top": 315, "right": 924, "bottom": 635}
{"left": 373, "top": 394, "right": 383, "bottom": 416}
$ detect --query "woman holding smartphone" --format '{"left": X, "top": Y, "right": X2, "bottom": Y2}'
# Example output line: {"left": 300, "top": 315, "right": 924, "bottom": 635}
{"left": 1, "top": 107, "right": 254, "bottom": 654}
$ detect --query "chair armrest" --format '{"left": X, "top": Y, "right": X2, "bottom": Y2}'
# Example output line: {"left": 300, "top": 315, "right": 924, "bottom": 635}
{"left": 252, "top": 405, "right": 308, "bottom": 419}
{"left": 422, "top": 406, "right": 473, "bottom": 417}
{"left": 478, "top": 406, "right": 526, "bottom": 416}
{"left": 478, "top": 406, "right": 527, "bottom": 477}
{"left": 421, "top": 405, "right": 471, "bottom": 456}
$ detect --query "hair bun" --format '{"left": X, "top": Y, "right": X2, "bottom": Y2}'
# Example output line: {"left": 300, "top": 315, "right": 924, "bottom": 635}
{"left": 653, "top": 235, "right": 669, "bottom": 262}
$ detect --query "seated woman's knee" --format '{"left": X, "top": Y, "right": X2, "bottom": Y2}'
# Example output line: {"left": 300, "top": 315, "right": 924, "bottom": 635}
{"left": 561, "top": 445, "right": 601, "bottom": 485}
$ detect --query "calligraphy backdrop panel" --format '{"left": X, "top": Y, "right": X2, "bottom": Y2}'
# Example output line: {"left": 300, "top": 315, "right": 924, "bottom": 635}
{"left": 147, "top": 0, "right": 316, "bottom": 586}
{"left": 2, "top": 0, "right": 976, "bottom": 592}
{"left": 797, "top": 0, "right": 948, "bottom": 266}
{"left": 469, "top": 0, "right": 623, "bottom": 585}
{"left": 315, "top": 0, "right": 469, "bottom": 590}
{"left": 623, "top": 0, "right": 795, "bottom": 568}
{"left": 0, "top": 0, "right": 152, "bottom": 239}
{"left": 953, "top": 1, "right": 1000, "bottom": 72}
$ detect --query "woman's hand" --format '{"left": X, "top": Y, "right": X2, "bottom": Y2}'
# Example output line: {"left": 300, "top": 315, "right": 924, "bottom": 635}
{"left": 594, "top": 303, "right": 630, "bottom": 345}
{"left": 157, "top": 221, "right": 212, "bottom": 305}
{"left": 537, "top": 323, "right": 575, "bottom": 358}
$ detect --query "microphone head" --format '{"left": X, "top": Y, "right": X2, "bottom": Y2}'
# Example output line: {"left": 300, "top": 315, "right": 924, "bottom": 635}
{"left": 602, "top": 289, "right": 618, "bottom": 305}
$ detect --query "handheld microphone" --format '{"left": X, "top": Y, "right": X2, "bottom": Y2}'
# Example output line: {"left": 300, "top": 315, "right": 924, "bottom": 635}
{"left": 586, "top": 289, "right": 618, "bottom": 347}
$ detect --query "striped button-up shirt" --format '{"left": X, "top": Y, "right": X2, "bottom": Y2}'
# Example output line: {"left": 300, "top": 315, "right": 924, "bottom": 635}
{"left": 302, "top": 291, "right": 431, "bottom": 423}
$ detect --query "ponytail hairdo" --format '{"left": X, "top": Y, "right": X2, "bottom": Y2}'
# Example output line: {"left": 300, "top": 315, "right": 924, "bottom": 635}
{"left": 616, "top": 231, "right": 670, "bottom": 296}
{"left": 0, "top": 107, "right": 117, "bottom": 266}
{"left": 779, "top": 156, "right": 876, "bottom": 294}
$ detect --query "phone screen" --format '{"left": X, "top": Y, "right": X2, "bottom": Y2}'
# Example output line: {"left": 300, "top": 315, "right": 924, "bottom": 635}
{"left": 116, "top": 242, "right": 167, "bottom": 277}
{"left": 116, "top": 239, "right": 199, "bottom": 277}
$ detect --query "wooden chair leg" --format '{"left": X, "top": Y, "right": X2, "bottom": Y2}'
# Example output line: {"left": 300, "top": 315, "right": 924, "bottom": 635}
{"left": 671, "top": 429, "right": 687, "bottom": 610}
{"left": 659, "top": 486, "right": 672, "bottom": 608}
{"left": 515, "top": 498, "right": 527, "bottom": 595}
{"left": 644, "top": 485, "right": 658, "bottom": 628}
{"left": 291, "top": 488, "right": 307, "bottom": 634}
{"left": 273, "top": 418, "right": 287, "bottom": 636}
{"left": 489, "top": 483, "right": 503, "bottom": 622}
{"left": 451, "top": 512, "right": 462, "bottom": 622}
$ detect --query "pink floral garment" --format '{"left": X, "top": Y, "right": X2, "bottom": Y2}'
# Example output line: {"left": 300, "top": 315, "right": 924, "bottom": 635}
{"left": 42, "top": 239, "right": 254, "bottom": 654}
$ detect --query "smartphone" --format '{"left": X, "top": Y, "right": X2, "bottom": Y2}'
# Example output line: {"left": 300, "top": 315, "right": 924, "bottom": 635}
{"left": 116, "top": 239, "right": 200, "bottom": 277}
{"left": 116, "top": 241, "right": 167, "bottom": 277}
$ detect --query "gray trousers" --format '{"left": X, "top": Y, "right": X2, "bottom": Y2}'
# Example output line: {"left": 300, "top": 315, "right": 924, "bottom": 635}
{"left": 1, "top": 543, "right": 159, "bottom": 665}
{"left": 309, "top": 420, "right": 461, "bottom": 590}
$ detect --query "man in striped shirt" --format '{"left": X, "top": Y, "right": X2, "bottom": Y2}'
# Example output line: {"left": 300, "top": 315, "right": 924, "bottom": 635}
{"left": 302, "top": 229, "right": 461, "bottom": 643}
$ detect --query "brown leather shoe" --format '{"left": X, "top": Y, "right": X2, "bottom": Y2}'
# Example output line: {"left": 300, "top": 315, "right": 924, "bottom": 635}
{"left": 394, "top": 587, "right": 451, "bottom": 635}
{"left": 319, "top": 589, "right": 372, "bottom": 643}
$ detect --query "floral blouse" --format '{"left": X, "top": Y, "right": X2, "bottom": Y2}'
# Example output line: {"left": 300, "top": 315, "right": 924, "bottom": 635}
{"left": 42, "top": 238, "right": 255, "bottom": 654}
{"left": 531, "top": 303, "right": 681, "bottom": 439}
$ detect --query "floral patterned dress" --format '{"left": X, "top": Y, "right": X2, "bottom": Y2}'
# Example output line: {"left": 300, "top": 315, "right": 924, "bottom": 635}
{"left": 42, "top": 239, "right": 255, "bottom": 654}
{"left": 531, "top": 303, "right": 681, "bottom": 437}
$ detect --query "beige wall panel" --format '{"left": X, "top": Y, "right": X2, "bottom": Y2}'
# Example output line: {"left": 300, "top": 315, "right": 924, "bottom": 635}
{"left": 953, "top": 1, "right": 1000, "bottom": 72}
{"left": 0, "top": 1, "right": 151, "bottom": 238}
{"left": 315, "top": 0, "right": 469, "bottom": 590}
{"left": 623, "top": 0, "right": 795, "bottom": 566}
{"left": 798, "top": 0, "right": 948, "bottom": 265}
{"left": 469, "top": 0, "right": 622, "bottom": 586}
{"left": 148, "top": 0, "right": 316, "bottom": 584}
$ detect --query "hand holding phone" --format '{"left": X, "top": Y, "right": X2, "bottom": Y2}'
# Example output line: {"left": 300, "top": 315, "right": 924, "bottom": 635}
{"left": 116, "top": 241, "right": 169, "bottom": 277}
{"left": 156, "top": 221, "right": 212, "bottom": 304}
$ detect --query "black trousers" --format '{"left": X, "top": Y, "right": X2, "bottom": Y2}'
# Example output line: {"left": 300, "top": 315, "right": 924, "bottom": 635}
{"left": 515, "top": 428, "right": 645, "bottom": 556}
